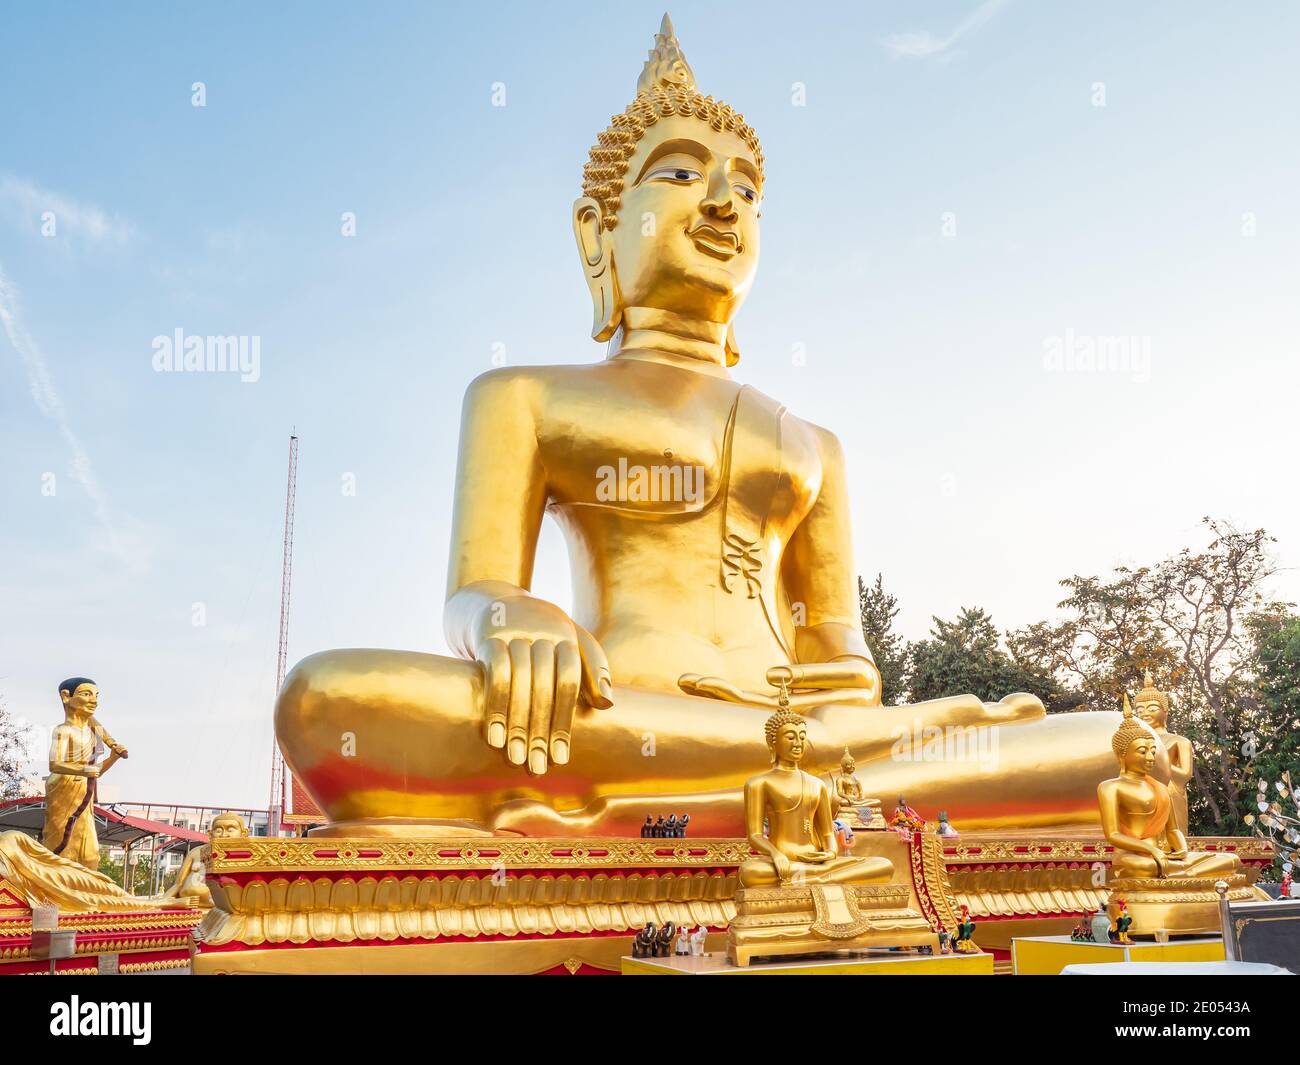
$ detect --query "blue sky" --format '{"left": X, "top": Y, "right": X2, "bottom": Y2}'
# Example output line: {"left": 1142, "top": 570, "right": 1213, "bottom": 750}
{"left": 2, "top": 1, "right": 1297, "bottom": 808}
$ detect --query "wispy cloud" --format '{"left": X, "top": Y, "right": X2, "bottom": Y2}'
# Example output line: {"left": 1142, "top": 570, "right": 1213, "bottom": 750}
{"left": 0, "top": 262, "right": 123, "bottom": 556}
{"left": 883, "top": 0, "right": 1009, "bottom": 60}
{"left": 0, "top": 174, "right": 134, "bottom": 244}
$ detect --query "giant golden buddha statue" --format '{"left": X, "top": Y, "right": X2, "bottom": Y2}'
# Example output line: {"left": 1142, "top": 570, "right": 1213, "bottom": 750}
{"left": 275, "top": 14, "right": 1152, "bottom": 839}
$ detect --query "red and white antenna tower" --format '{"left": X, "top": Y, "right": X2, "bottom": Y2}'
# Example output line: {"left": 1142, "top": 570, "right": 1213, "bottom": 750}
{"left": 268, "top": 432, "right": 298, "bottom": 836}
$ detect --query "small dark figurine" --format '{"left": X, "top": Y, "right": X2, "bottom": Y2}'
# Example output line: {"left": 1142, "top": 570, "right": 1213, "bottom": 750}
{"left": 653, "top": 921, "right": 676, "bottom": 957}
{"left": 664, "top": 814, "right": 679, "bottom": 837}
{"left": 1070, "top": 913, "right": 1094, "bottom": 942}
{"left": 632, "top": 922, "right": 656, "bottom": 958}
{"left": 676, "top": 813, "right": 689, "bottom": 838}
{"left": 653, "top": 815, "right": 667, "bottom": 838}
{"left": 640, "top": 816, "right": 654, "bottom": 838}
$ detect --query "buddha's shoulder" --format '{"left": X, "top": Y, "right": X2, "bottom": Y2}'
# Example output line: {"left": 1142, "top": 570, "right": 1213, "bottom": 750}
{"left": 462, "top": 362, "right": 621, "bottom": 401}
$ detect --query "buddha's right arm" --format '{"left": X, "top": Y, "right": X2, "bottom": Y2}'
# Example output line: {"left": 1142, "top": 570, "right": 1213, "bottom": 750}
{"left": 443, "top": 370, "right": 610, "bottom": 774}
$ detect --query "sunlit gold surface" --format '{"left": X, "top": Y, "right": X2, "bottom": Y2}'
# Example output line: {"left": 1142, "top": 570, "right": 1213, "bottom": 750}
{"left": 274, "top": 14, "right": 1164, "bottom": 838}
{"left": 1097, "top": 705, "right": 1265, "bottom": 934}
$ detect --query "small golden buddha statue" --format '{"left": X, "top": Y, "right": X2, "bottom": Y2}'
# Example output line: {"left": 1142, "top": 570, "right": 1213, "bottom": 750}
{"left": 43, "top": 677, "right": 127, "bottom": 870}
{"left": 1131, "top": 671, "right": 1193, "bottom": 834}
{"left": 274, "top": 13, "right": 1159, "bottom": 839}
{"left": 1097, "top": 702, "right": 1263, "bottom": 934}
{"left": 158, "top": 813, "right": 247, "bottom": 908}
{"left": 726, "top": 700, "right": 934, "bottom": 965}
{"left": 827, "top": 747, "right": 883, "bottom": 828}
{"left": 739, "top": 704, "right": 892, "bottom": 888}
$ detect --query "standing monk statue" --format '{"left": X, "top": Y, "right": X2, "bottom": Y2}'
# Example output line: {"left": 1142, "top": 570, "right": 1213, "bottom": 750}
{"left": 274, "top": 14, "right": 1162, "bottom": 838}
{"left": 43, "top": 678, "right": 127, "bottom": 870}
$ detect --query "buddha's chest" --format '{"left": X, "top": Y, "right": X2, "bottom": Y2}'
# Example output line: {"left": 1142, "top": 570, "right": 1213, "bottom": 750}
{"left": 540, "top": 375, "right": 821, "bottom": 525}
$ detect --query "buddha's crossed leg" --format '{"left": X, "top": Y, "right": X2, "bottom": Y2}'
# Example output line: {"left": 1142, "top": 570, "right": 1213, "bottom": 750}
{"left": 276, "top": 649, "right": 1128, "bottom": 836}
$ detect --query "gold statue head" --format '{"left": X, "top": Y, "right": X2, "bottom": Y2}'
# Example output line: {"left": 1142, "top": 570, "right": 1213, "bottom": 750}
{"left": 210, "top": 812, "right": 247, "bottom": 840}
{"left": 1132, "top": 669, "right": 1171, "bottom": 728}
{"left": 574, "top": 14, "right": 764, "bottom": 355}
{"left": 840, "top": 746, "right": 856, "bottom": 773}
{"left": 764, "top": 707, "right": 807, "bottom": 765}
{"left": 1113, "top": 697, "right": 1159, "bottom": 774}
{"left": 58, "top": 677, "right": 98, "bottom": 718}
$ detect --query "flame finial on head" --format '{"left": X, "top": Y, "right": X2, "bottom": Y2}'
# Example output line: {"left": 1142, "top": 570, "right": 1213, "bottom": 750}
{"left": 637, "top": 13, "right": 697, "bottom": 95}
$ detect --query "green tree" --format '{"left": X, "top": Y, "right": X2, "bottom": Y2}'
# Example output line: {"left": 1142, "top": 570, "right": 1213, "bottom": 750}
{"left": 858, "top": 574, "right": 908, "bottom": 704}
{"left": 1008, "top": 519, "right": 1285, "bottom": 834}
{"left": 907, "top": 607, "right": 1064, "bottom": 706}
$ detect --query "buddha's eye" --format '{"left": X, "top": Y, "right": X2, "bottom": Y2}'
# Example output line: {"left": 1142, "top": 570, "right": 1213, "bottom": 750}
{"left": 733, "top": 183, "right": 758, "bottom": 204}
{"left": 647, "top": 165, "right": 702, "bottom": 183}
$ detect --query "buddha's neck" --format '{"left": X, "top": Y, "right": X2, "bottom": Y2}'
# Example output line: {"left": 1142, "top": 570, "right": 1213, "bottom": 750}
{"left": 610, "top": 307, "right": 729, "bottom": 375}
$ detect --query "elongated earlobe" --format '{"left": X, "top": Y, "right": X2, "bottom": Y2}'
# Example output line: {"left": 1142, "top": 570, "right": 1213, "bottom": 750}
{"left": 573, "top": 197, "right": 622, "bottom": 342}
{"left": 725, "top": 323, "right": 740, "bottom": 366}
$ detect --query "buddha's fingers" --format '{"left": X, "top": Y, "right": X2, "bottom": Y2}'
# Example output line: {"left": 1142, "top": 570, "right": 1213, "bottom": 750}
{"left": 551, "top": 641, "right": 581, "bottom": 766}
{"left": 506, "top": 639, "right": 533, "bottom": 766}
{"left": 528, "top": 641, "right": 556, "bottom": 775}
{"left": 480, "top": 638, "right": 511, "bottom": 749}
{"left": 574, "top": 623, "right": 614, "bottom": 709}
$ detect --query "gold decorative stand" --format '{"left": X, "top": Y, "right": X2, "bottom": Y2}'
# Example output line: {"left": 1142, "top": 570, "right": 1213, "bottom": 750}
{"left": 192, "top": 830, "right": 956, "bottom": 975}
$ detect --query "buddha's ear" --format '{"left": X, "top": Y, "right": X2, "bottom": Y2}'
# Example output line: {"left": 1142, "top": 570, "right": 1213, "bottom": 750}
{"left": 572, "top": 197, "right": 622, "bottom": 342}
{"left": 725, "top": 323, "right": 740, "bottom": 366}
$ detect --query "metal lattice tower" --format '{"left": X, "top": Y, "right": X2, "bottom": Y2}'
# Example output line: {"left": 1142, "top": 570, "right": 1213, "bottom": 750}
{"left": 268, "top": 432, "right": 298, "bottom": 835}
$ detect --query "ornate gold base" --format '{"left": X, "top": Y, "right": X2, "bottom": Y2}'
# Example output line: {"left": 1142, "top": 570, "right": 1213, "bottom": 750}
{"left": 1107, "top": 874, "right": 1266, "bottom": 937}
{"left": 194, "top": 830, "right": 958, "bottom": 974}
{"left": 725, "top": 882, "right": 936, "bottom": 966}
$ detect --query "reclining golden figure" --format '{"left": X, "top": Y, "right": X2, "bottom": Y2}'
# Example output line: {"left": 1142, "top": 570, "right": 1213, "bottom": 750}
{"left": 275, "top": 15, "right": 1153, "bottom": 838}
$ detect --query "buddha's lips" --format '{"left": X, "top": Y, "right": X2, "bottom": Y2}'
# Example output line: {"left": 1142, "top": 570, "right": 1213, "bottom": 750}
{"left": 686, "top": 223, "right": 741, "bottom": 258}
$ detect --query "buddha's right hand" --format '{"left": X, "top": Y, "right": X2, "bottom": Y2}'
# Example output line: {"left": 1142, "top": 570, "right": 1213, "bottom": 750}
{"left": 470, "top": 594, "right": 613, "bottom": 775}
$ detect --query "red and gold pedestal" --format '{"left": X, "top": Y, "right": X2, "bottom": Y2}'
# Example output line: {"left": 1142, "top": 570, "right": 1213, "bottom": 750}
{"left": 192, "top": 830, "right": 959, "bottom": 975}
{"left": 191, "top": 831, "right": 1272, "bottom": 973}
{"left": 0, "top": 877, "right": 201, "bottom": 976}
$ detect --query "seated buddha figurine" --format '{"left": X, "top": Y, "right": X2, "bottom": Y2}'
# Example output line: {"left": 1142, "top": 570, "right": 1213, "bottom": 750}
{"left": 739, "top": 704, "right": 893, "bottom": 887}
{"left": 157, "top": 812, "right": 247, "bottom": 909}
{"left": 1131, "top": 671, "right": 1194, "bottom": 834}
{"left": 1097, "top": 704, "right": 1260, "bottom": 933}
{"left": 826, "top": 748, "right": 882, "bottom": 828}
{"left": 275, "top": 14, "right": 1153, "bottom": 839}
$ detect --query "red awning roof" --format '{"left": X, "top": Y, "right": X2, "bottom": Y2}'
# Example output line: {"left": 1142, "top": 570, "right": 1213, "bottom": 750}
{"left": 0, "top": 797, "right": 207, "bottom": 847}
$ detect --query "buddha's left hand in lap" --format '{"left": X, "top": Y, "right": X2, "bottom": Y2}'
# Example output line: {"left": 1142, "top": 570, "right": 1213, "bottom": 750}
{"left": 679, "top": 660, "right": 881, "bottom": 709}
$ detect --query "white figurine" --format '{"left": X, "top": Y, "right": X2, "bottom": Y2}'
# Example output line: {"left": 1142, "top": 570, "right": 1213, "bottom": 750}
{"left": 690, "top": 925, "right": 707, "bottom": 956}
{"left": 675, "top": 926, "right": 690, "bottom": 955}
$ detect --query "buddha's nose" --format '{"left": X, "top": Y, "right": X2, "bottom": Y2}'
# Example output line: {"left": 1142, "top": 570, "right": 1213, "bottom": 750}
{"left": 700, "top": 171, "right": 737, "bottom": 223}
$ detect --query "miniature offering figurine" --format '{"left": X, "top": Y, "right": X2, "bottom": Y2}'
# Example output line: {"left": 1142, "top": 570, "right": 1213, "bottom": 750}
{"left": 640, "top": 816, "right": 654, "bottom": 838}
{"left": 654, "top": 922, "right": 676, "bottom": 958}
{"left": 953, "top": 905, "right": 978, "bottom": 954}
{"left": 1097, "top": 703, "right": 1264, "bottom": 934}
{"left": 44, "top": 678, "right": 128, "bottom": 870}
{"left": 890, "top": 796, "right": 927, "bottom": 841}
{"left": 1132, "top": 671, "right": 1194, "bottom": 835}
{"left": 675, "top": 926, "right": 690, "bottom": 955}
{"left": 1070, "top": 913, "right": 1094, "bottom": 942}
{"left": 689, "top": 925, "right": 707, "bottom": 956}
{"left": 158, "top": 812, "right": 247, "bottom": 908}
{"left": 725, "top": 696, "right": 934, "bottom": 965}
{"left": 632, "top": 922, "right": 656, "bottom": 958}
{"left": 272, "top": 13, "right": 1147, "bottom": 841}
{"left": 1108, "top": 899, "right": 1133, "bottom": 944}
{"left": 936, "top": 811, "right": 959, "bottom": 838}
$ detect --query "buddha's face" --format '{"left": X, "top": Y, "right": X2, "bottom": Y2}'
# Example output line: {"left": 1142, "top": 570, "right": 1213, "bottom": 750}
{"left": 210, "top": 815, "right": 245, "bottom": 839}
{"left": 61, "top": 683, "right": 98, "bottom": 716}
{"left": 771, "top": 721, "right": 807, "bottom": 764}
{"left": 580, "top": 115, "right": 761, "bottom": 326}
{"left": 1121, "top": 736, "right": 1159, "bottom": 775}
{"left": 1134, "top": 698, "right": 1167, "bottom": 729}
